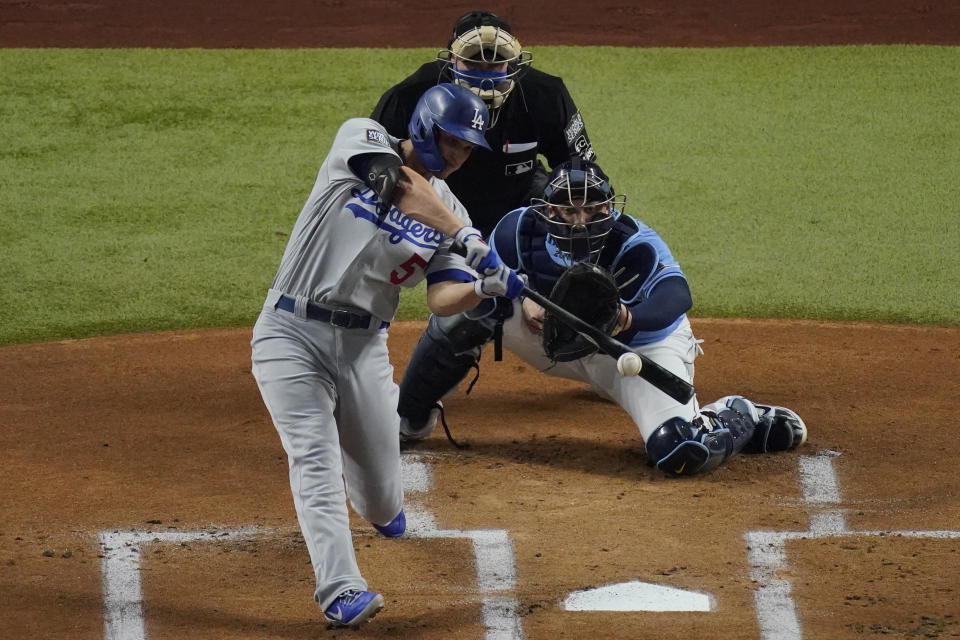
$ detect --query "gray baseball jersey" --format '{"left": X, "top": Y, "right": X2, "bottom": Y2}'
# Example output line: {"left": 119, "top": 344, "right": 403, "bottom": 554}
{"left": 251, "top": 117, "right": 475, "bottom": 611}
{"left": 271, "top": 117, "right": 474, "bottom": 321}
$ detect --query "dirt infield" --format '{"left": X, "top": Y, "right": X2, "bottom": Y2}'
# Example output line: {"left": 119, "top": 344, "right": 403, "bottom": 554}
{"left": 2, "top": 319, "right": 958, "bottom": 639}
{"left": 1, "top": 2, "right": 958, "bottom": 639}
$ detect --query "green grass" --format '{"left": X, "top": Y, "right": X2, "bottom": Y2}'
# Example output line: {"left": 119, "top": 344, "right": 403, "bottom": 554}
{"left": 1, "top": 46, "right": 957, "bottom": 346}
{"left": 542, "top": 46, "right": 960, "bottom": 325}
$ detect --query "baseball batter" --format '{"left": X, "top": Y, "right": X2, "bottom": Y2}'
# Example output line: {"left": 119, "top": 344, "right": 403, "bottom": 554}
{"left": 250, "top": 83, "right": 523, "bottom": 627}
{"left": 401, "top": 159, "right": 808, "bottom": 475}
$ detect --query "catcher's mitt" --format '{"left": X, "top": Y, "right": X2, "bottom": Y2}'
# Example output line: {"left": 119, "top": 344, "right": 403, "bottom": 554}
{"left": 542, "top": 262, "right": 621, "bottom": 362}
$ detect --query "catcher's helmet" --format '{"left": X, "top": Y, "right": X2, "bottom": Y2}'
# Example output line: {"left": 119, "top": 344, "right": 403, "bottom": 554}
{"left": 408, "top": 83, "right": 492, "bottom": 174}
{"left": 533, "top": 159, "right": 625, "bottom": 261}
{"left": 440, "top": 11, "right": 532, "bottom": 127}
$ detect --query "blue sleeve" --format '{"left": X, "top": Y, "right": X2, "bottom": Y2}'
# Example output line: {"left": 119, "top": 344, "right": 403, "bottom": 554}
{"left": 426, "top": 268, "right": 475, "bottom": 285}
{"left": 616, "top": 276, "right": 692, "bottom": 343}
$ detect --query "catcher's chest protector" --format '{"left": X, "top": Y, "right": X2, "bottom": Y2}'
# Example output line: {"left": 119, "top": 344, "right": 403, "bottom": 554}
{"left": 515, "top": 213, "right": 566, "bottom": 294}
{"left": 515, "top": 210, "right": 637, "bottom": 297}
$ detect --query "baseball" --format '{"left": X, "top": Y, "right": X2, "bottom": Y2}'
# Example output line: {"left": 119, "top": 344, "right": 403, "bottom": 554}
{"left": 617, "top": 352, "right": 642, "bottom": 377}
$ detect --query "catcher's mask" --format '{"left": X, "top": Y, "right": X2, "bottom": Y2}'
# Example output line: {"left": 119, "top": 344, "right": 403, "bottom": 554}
{"left": 532, "top": 159, "right": 625, "bottom": 262}
{"left": 408, "top": 83, "right": 492, "bottom": 174}
{"left": 439, "top": 11, "right": 532, "bottom": 128}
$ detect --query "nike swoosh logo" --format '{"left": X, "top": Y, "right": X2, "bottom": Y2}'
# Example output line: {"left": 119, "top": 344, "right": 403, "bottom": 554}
{"left": 327, "top": 606, "right": 343, "bottom": 621}
{"left": 675, "top": 462, "right": 686, "bottom": 474}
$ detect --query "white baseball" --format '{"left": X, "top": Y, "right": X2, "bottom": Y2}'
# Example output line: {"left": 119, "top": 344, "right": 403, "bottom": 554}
{"left": 617, "top": 352, "right": 642, "bottom": 377}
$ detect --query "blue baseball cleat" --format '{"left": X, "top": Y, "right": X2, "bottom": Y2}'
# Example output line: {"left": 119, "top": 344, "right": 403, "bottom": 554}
{"left": 324, "top": 589, "right": 385, "bottom": 627}
{"left": 373, "top": 509, "right": 406, "bottom": 537}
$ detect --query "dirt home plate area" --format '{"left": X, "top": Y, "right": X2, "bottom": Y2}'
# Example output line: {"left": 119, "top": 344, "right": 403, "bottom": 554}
{"left": 1, "top": 2, "right": 959, "bottom": 639}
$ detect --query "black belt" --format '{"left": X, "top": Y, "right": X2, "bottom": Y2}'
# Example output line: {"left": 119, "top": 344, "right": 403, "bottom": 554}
{"left": 275, "top": 295, "right": 388, "bottom": 329}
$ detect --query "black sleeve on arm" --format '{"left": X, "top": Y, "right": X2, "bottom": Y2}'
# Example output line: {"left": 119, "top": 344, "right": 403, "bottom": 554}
{"left": 348, "top": 152, "right": 403, "bottom": 213}
{"left": 617, "top": 277, "right": 693, "bottom": 342}
{"left": 539, "top": 78, "right": 597, "bottom": 166}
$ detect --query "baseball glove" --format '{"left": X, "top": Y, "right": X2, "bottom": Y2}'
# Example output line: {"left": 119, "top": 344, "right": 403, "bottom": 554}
{"left": 542, "top": 262, "right": 621, "bottom": 362}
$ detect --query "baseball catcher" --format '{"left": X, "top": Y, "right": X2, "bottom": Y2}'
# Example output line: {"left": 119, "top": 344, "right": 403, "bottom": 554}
{"left": 396, "top": 159, "right": 808, "bottom": 477}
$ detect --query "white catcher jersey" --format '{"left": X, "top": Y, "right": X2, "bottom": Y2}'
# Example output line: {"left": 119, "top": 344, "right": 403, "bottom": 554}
{"left": 270, "top": 118, "right": 475, "bottom": 322}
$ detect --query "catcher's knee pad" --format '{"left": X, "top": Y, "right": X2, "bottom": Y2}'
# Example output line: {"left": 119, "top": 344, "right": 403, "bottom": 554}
{"left": 647, "top": 397, "right": 759, "bottom": 476}
{"left": 646, "top": 417, "right": 733, "bottom": 476}
{"left": 397, "top": 300, "right": 507, "bottom": 436}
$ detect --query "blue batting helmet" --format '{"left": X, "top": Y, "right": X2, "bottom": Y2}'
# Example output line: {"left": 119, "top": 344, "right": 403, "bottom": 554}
{"left": 408, "top": 83, "right": 491, "bottom": 174}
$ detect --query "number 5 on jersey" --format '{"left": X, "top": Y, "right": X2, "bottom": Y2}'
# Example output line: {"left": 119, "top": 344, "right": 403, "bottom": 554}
{"left": 390, "top": 253, "right": 429, "bottom": 284}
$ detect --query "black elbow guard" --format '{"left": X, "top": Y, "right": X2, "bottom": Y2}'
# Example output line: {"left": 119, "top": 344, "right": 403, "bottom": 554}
{"left": 364, "top": 153, "right": 403, "bottom": 214}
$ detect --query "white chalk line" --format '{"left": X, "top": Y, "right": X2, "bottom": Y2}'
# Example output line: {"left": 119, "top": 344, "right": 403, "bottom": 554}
{"left": 746, "top": 450, "right": 960, "bottom": 640}
{"left": 98, "top": 527, "right": 260, "bottom": 640}
{"left": 401, "top": 454, "right": 522, "bottom": 639}
{"left": 98, "top": 453, "right": 520, "bottom": 640}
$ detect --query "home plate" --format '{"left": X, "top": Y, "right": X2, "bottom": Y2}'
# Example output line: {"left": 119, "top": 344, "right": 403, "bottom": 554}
{"left": 562, "top": 580, "right": 714, "bottom": 612}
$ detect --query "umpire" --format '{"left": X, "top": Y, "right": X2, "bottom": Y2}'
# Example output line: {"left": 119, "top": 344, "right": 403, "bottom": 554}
{"left": 374, "top": 10, "right": 598, "bottom": 441}
{"left": 371, "top": 9, "right": 596, "bottom": 237}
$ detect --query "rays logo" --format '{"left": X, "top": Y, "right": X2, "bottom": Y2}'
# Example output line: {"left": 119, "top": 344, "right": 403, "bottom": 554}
{"left": 471, "top": 107, "right": 485, "bottom": 130}
{"left": 346, "top": 188, "right": 444, "bottom": 248}
{"left": 545, "top": 235, "right": 574, "bottom": 266}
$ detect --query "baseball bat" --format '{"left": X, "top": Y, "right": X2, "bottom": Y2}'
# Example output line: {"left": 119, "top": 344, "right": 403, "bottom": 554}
{"left": 518, "top": 285, "right": 696, "bottom": 404}
{"left": 450, "top": 240, "right": 695, "bottom": 404}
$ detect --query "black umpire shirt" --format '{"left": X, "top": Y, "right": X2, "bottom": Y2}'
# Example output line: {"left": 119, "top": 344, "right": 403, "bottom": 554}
{"left": 371, "top": 60, "right": 596, "bottom": 237}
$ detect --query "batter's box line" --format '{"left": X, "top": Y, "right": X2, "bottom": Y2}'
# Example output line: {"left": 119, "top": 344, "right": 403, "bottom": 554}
{"left": 403, "top": 453, "right": 523, "bottom": 639}
{"left": 98, "top": 527, "right": 261, "bottom": 640}
{"left": 745, "top": 451, "right": 960, "bottom": 640}
{"left": 97, "top": 453, "right": 521, "bottom": 640}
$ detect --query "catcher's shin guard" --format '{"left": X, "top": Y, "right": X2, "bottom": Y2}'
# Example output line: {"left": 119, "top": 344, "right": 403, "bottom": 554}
{"left": 397, "top": 302, "right": 501, "bottom": 440}
{"left": 646, "top": 396, "right": 759, "bottom": 476}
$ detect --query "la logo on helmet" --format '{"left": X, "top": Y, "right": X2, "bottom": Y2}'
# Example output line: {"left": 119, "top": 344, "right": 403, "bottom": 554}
{"left": 471, "top": 107, "right": 485, "bottom": 130}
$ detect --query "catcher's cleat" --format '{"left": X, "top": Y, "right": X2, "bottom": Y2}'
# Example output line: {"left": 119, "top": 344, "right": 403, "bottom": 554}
{"left": 752, "top": 404, "right": 808, "bottom": 452}
{"left": 716, "top": 395, "right": 761, "bottom": 424}
{"left": 373, "top": 509, "right": 406, "bottom": 538}
{"left": 324, "top": 589, "right": 384, "bottom": 627}
{"left": 399, "top": 402, "right": 442, "bottom": 443}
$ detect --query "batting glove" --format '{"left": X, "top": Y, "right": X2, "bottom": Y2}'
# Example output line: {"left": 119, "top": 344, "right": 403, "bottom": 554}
{"left": 474, "top": 265, "right": 526, "bottom": 300}
{"left": 454, "top": 226, "right": 499, "bottom": 274}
